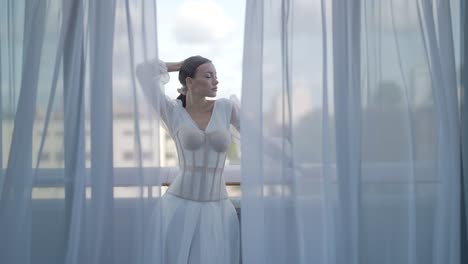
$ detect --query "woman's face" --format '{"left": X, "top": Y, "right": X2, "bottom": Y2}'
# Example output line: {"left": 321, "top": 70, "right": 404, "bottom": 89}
{"left": 188, "top": 62, "right": 218, "bottom": 98}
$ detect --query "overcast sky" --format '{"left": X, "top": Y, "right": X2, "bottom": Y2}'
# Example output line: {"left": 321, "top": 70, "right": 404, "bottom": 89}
{"left": 0, "top": 0, "right": 461, "bottom": 115}
{"left": 156, "top": 0, "right": 246, "bottom": 100}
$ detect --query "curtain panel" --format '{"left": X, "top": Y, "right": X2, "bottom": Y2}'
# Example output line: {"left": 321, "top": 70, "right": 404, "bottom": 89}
{"left": 241, "top": 0, "right": 462, "bottom": 263}
{"left": 0, "top": 1, "right": 166, "bottom": 263}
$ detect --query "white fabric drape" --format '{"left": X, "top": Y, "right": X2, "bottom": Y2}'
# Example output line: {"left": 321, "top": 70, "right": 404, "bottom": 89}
{"left": 241, "top": 0, "right": 461, "bottom": 264}
{"left": 0, "top": 1, "right": 166, "bottom": 263}
{"left": 0, "top": 0, "right": 463, "bottom": 263}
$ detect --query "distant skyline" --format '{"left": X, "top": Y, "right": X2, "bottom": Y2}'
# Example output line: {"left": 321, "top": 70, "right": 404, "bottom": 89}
{"left": 0, "top": 0, "right": 462, "bottom": 115}
{"left": 0, "top": 0, "right": 246, "bottom": 113}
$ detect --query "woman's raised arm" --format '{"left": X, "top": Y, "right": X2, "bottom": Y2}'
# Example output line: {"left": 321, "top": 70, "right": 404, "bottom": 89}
{"left": 135, "top": 59, "right": 180, "bottom": 132}
{"left": 165, "top": 61, "right": 183, "bottom": 72}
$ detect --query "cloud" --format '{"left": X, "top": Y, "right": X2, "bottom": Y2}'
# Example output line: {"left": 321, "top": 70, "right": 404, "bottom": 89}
{"left": 173, "top": 0, "right": 236, "bottom": 44}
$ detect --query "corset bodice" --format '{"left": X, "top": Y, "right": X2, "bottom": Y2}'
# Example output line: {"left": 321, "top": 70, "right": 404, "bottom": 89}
{"left": 167, "top": 127, "right": 232, "bottom": 201}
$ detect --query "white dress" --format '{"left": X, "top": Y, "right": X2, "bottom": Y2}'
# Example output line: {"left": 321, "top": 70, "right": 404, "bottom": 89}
{"left": 136, "top": 60, "right": 241, "bottom": 264}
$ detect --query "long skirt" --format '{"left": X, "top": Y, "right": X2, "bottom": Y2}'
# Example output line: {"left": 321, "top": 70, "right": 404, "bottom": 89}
{"left": 160, "top": 193, "right": 240, "bottom": 264}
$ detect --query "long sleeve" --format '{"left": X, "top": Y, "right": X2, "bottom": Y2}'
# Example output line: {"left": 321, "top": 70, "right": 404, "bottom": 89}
{"left": 136, "top": 59, "right": 178, "bottom": 133}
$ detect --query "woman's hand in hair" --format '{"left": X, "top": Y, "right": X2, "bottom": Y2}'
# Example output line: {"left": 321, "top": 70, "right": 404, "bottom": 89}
{"left": 165, "top": 61, "right": 183, "bottom": 72}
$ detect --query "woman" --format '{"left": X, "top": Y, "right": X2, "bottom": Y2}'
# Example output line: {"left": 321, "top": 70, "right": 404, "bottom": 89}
{"left": 136, "top": 55, "right": 240, "bottom": 264}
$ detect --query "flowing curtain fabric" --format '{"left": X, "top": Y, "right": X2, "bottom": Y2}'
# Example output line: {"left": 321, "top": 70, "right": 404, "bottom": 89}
{"left": 0, "top": 1, "right": 166, "bottom": 263}
{"left": 241, "top": 0, "right": 462, "bottom": 263}
{"left": 0, "top": 1, "right": 463, "bottom": 264}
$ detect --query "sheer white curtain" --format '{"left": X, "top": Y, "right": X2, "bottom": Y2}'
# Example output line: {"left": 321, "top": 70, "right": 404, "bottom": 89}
{"left": 0, "top": 1, "right": 166, "bottom": 263}
{"left": 241, "top": 0, "right": 461, "bottom": 264}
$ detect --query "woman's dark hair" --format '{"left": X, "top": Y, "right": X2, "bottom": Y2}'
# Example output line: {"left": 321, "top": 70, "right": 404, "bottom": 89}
{"left": 177, "top": 55, "right": 212, "bottom": 107}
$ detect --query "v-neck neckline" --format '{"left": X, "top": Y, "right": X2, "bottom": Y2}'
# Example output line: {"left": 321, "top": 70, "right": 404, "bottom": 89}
{"left": 183, "top": 100, "right": 217, "bottom": 132}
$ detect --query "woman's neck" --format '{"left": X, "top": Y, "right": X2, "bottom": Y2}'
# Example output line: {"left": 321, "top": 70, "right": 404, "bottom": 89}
{"left": 185, "top": 93, "right": 210, "bottom": 111}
